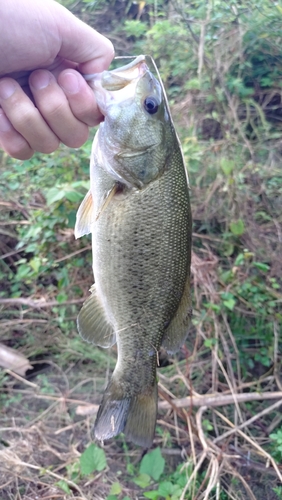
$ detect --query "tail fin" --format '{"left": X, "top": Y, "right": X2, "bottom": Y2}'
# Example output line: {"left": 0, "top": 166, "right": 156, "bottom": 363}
{"left": 94, "top": 379, "right": 158, "bottom": 448}
{"left": 125, "top": 383, "right": 158, "bottom": 448}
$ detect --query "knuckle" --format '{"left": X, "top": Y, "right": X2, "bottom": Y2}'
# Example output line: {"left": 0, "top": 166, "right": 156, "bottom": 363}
{"left": 42, "top": 100, "right": 67, "bottom": 120}
{"left": 11, "top": 107, "right": 39, "bottom": 130}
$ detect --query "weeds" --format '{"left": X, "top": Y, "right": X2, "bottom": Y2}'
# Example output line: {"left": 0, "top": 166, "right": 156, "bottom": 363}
{"left": 1, "top": 0, "right": 282, "bottom": 498}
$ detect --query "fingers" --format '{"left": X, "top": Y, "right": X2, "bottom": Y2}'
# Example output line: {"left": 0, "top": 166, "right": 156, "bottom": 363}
{"left": 0, "top": 68, "right": 102, "bottom": 159}
{"left": 58, "top": 69, "right": 103, "bottom": 127}
{"left": 0, "top": 109, "right": 34, "bottom": 160}
{"left": 0, "top": 77, "right": 60, "bottom": 156}
{"left": 29, "top": 69, "right": 90, "bottom": 148}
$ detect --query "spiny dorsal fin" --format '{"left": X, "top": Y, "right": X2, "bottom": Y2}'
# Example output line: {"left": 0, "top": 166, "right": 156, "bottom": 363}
{"left": 77, "top": 284, "right": 116, "bottom": 348}
{"left": 75, "top": 190, "right": 94, "bottom": 239}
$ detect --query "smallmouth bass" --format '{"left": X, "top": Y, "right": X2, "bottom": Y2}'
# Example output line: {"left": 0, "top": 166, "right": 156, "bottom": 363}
{"left": 75, "top": 55, "right": 192, "bottom": 447}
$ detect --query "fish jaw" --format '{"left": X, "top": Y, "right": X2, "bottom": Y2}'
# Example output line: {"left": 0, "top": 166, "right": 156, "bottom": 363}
{"left": 87, "top": 55, "right": 149, "bottom": 116}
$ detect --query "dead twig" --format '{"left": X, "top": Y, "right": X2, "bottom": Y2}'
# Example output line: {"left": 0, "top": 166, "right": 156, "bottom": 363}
{"left": 158, "top": 391, "right": 282, "bottom": 410}
{"left": 0, "top": 297, "right": 85, "bottom": 308}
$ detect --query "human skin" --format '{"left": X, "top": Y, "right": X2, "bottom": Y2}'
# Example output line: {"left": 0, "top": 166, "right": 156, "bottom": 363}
{"left": 0, "top": 0, "right": 114, "bottom": 160}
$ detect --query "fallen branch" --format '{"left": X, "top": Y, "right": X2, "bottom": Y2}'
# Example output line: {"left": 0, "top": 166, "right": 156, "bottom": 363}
{"left": 158, "top": 391, "right": 282, "bottom": 410}
{"left": 0, "top": 297, "right": 85, "bottom": 309}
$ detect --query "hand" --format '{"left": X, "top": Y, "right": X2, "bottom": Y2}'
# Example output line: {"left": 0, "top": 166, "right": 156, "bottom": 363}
{"left": 0, "top": 0, "right": 114, "bottom": 160}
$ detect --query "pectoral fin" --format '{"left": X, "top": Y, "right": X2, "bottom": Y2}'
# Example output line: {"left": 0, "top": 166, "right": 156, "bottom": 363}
{"left": 95, "top": 184, "right": 119, "bottom": 221}
{"left": 77, "top": 285, "right": 116, "bottom": 348}
{"left": 75, "top": 190, "right": 94, "bottom": 239}
{"left": 161, "top": 276, "right": 192, "bottom": 354}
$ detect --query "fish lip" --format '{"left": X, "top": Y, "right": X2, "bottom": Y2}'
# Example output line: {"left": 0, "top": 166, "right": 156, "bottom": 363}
{"left": 82, "top": 55, "right": 147, "bottom": 85}
{"left": 85, "top": 55, "right": 151, "bottom": 116}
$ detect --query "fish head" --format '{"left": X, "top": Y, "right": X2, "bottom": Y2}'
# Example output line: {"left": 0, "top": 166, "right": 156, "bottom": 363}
{"left": 87, "top": 56, "right": 175, "bottom": 188}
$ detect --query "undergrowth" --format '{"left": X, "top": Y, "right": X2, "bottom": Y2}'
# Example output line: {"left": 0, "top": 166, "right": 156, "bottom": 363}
{"left": 0, "top": 0, "right": 281, "bottom": 499}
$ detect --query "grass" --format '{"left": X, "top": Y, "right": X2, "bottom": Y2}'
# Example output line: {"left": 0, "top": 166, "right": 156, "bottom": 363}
{"left": 0, "top": 207, "right": 281, "bottom": 498}
{"left": 1, "top": 0, "right": 282, "bottom": 496}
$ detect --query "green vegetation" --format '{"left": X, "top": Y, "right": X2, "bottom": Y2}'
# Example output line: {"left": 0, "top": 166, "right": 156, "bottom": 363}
{"left": 0, "top": 0, "right": 281, "bottom": 498}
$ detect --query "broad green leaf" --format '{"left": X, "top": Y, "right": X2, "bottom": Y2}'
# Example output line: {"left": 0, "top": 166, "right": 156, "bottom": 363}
{"left": 80, "top": 443, "right": 107, "bottom": 476}
{"left": 56, "top": 292, "right": 68, "bottom": 303}
{"left": 29, "top": 257, "right": 41, "bottom": 273}
{"left": 45, "top": 187, "right": 66, "bottom": 205}
{"left": 223, "top": 297, "right": 236, "bottom": 310}
{"left": 230, "top": 219, "right": 245, "bottom": 236}
{"left": 64, "top": 190, "right": 83, "bottom": 203}
{"left": 56, "top": 480, "right": 71, "bottom": 494}
{"left": 221, "top": 292, "right": 236, "bottom": 311}
{"left": 133, "top": 473, "right": 151, "bottom": 488}
{"left": 158, "top": 481, "right": 174, "bottom": 496}
{"left": 220, "top": 158, "right": 235, "bottom": 176}
{"left": 253, "top": 262, "right": 270, "bottom": 272}
{"left": 110, "top": 482, "right": 122, "bottom": 495}
{"left": 140, "top": 447, "right": 165, "bottom": 481}
{"left": 144, "top": 492, "right": 159, "bottom": 500}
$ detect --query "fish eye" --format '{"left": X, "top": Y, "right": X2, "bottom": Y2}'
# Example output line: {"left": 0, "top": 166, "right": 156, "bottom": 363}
{"left": 144, "top": 96, "right": 159, "bottom": 115}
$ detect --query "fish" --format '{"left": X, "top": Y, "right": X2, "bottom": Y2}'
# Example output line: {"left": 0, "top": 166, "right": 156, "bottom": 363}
{"left": 75, "top": 55, "right": 192, "bottom": 448}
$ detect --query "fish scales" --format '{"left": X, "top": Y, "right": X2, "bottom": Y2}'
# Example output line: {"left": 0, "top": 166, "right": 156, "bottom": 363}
{"left": 75, "top": 55, "right": 192, "bottom": 447}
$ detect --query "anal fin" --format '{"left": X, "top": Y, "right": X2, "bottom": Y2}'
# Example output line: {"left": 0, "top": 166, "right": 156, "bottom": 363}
{"left": 77, "top": 284, "right": 116, "bottom": 348}
{"left": 161, "top": 276, "right": 192, "bottom": 354}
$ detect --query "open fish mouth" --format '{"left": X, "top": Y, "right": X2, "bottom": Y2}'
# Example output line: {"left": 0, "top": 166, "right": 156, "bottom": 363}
{"left": 83, "top": 55, "right": 154, "bottom": 114}
{"left": 100, "top": 55, "right": 148, "bottom": 91}
{"left": 83, "top": 55, "right": 147, "bottom": 89}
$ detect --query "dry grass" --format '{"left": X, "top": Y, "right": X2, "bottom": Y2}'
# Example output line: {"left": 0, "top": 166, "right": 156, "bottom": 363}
{"left": 0, "top": 247, "right": 281, "bottom": 499}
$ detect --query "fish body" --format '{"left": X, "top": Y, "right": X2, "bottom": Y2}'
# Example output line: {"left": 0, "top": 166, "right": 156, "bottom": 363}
{"left": 75, "top": 56, "right": 192, "bottom": 447}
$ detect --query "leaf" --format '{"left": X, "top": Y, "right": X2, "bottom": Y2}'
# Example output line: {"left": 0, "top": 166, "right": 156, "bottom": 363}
{"left": 65, "top": 190, "right": 83, "bottom": 203}
{"left": 45, "top": 187, "right": 66, "bottom": 205}
{"left": 45, "top": 185, "right": 84, "bottom": 205}
{"left": 223, "top": 297, "right": 236, "bottom": 310}
{"left": 158, "top": 481, "right": 174, "bottom": 496}
{"left": 29, "top": 257, "right": 41, "bottom": 273}
{"left": 0, "top": 343, "right": 33, "bottom": 376}
{"left": 230, "top": 219, "right": 245, "bottom": 236}
{"left": 253, "top": 262, "right": 270, "bottom": 272}
{"left": 133, "top": 473, "right": 151, "bottom": 488}
{"left": 144, "top": 492, "right": 159, "bottom": 500}
{"left": 220, "top": 158, "right": 235, "bottom": 176}
{"left": 110, "top": 482, "right": 122, "bottom": 495}
{"left": 56, "top": 480, "right": 71, "bottom": 495}
{"left": 56, "top": 292, "right": 68, "bottom": 303}
{"left": 139, "top": 447, "right": 165, "bottom": 481}
{"left": 221, "top": 292, "right": 236, "bottom": 311}
{"left": 80, "top": 443, "right": 107, "bottom": 476}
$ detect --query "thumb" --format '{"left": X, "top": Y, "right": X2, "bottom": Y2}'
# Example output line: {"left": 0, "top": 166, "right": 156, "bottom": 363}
{"left": 56, "top": 5, "right": 114, "bottom": 74}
